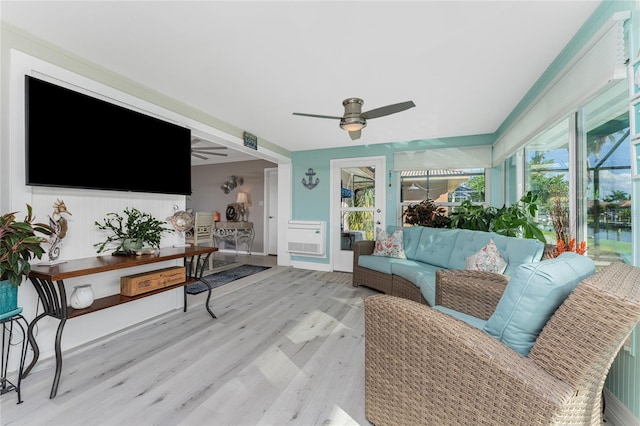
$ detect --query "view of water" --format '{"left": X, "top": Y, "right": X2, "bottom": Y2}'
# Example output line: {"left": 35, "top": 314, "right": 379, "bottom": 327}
{"left": 587, "top": 227, "right": 631, "bottom": 243}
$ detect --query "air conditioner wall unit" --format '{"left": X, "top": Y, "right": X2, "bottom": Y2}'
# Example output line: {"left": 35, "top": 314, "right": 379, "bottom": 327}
{"left": 286, "top": 220, "right": 326, "bottom": 256}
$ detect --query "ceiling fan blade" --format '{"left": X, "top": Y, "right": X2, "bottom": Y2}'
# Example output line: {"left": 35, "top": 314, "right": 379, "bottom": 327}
{"left": 361, "top": 101, "right": 415, "bottom": 119}
{"left": 192, "top": 153, "right": 208, "bottom": 160}
{"left": 349, "top": 129, "right": 362, "bottom": 140}
{"left": 292, "top": 112, "right": 342, "bottom": 120}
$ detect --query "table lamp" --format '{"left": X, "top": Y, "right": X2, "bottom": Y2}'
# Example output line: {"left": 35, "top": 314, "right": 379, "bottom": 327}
{"left": 236, "top": 192, "right": 249, "bottom": 221}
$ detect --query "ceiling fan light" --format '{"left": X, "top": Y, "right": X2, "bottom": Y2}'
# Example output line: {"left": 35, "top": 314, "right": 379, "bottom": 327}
{"left": 340, "top": 117, "right": 366, "bottom": 132}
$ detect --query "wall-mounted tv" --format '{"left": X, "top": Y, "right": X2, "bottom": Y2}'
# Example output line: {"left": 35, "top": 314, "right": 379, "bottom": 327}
{"left": 25, "top": 75, "right": 192, "bottom": 196}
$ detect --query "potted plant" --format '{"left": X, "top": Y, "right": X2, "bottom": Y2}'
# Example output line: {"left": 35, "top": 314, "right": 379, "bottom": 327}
{"left": 450, "top": 191, "right": 546, "bottom": 243}
{"left": 0, "top": 204, "right": 53, "bottom": 315}
{"left": 403, "top": 198, "right": 452, "bottom": 228}
{"left": 94, "top": 207, "right": 174, "bottom": 254}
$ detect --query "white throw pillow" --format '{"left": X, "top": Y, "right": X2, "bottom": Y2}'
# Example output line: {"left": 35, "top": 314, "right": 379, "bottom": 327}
{"left": 465, "top": 239, "right": 507, "bottom": 274}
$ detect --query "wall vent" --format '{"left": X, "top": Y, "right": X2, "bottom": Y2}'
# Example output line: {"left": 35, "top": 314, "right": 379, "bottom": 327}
{"left": 286, "top": 220, "right": 326, "bottom": 256}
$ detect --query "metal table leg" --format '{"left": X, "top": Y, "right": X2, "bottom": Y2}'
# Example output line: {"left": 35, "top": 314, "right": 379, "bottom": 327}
{"left": 183, "top": 254, "right": 216, "bottom": 319}
{"left": 22, "top": 277, "right": 67, "bottom": 399}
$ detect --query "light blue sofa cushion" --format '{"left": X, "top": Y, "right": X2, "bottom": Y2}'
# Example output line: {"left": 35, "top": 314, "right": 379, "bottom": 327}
{"left": 391, "top": 260, "right": 438, "bottom": 283}
{"left": 434, "top": 306, "right": 487, "bottom": 330}
{"left": 358, "top": 254, "right": 404, "bottom": 274}
{"left": 491, "top": 233, "right": 545, "bottom": 276}
{"left": 446, "top": 230, "right": 544, "bottom": 273}
{"left": 446, "top": 229, "right": 493, "bottom": 270}
{"left": 400, "top": 226, "right": 424, "bottom": 260}
{"left": 483, "top": 252, "right": 595, "bottom": 356}
{"left": 414, "top": 268, "right": 445, "bottom": 307}
{"left": 391, "top": 262, "right": 444, "bottom": 306}
{"left": 413, "top": 228, "right": 460, "bottom": 268}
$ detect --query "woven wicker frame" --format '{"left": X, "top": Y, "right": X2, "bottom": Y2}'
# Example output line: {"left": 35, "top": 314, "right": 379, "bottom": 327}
{"left": 352, "top": 241, "right": 428, "bottom": 304}
{"left": 435, "top": 269, "right": 509, "bottom": 320}
{"left": 353, "top": 241, "right": 502, "bottom": 308}
{"left": 364, "top": 261, "right": 640, "bottom": 425}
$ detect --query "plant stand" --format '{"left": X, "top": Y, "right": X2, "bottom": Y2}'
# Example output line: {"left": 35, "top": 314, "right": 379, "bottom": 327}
{"left": 0, "top": 309, "right": 28, "bottom": 404}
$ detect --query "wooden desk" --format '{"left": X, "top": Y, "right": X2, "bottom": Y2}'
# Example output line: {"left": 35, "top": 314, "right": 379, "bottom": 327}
{"left": 25, "top": 245, "right": 218, "bottom": 399}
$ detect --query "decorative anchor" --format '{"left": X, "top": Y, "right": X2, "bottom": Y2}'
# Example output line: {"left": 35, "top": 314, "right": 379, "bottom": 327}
{"left": 302, "top": 168, "right": 319, "bottom": 190}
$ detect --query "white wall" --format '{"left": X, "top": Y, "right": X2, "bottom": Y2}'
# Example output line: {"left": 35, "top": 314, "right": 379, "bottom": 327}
{"left": 3, "top": 49, "right": 291, "bottom": 371}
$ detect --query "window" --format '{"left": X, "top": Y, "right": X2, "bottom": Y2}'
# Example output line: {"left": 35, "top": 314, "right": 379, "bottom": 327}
{"left": 400, "top": 168, "right": 485, "bottom": 222}
{"left": 524, "top": 118, "right": 571, "bottom": 244}
{"left": 583, "top": 100, "right": 632, "bottom": 265}
{"left": 517, "top": 80, "right": 631, "bottom": 267}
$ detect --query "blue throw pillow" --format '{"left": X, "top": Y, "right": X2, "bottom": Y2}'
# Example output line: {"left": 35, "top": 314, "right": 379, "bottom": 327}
{"left": 483, "top": 252, "right": 595, "bottom": 356}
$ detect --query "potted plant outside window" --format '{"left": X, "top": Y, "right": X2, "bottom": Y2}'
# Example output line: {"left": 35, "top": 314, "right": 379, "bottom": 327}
{"left": 0, "top": 205, "right": 53, "bottom": 315}
{"left": 94, "top": 208, "right": 174, "bottom": 254}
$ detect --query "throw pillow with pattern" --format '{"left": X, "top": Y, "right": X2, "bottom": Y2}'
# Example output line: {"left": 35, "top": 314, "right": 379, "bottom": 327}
{"left": 372, "top": 229, "right": 407, "bottom": 259}
{"left": 465, "top": 239, "right": 507, "bottom": 274}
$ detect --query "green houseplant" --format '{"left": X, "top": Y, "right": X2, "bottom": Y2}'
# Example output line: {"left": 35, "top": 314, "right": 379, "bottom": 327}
{"left": 94, "top": 208, "right": 174, "bottom": 254}
{"left": 403, "top": 198, "right": 452, "bottom": 228}
{"left": 0, "top": 205, "right": 53, "bottom": 315}
{"left": 450, "top": 191, "right": 546, "bottom": 243}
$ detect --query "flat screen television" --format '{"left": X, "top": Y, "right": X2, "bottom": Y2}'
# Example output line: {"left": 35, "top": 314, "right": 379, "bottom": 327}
{"left": 25, "top": 75, "right": 192, "bottom": 195}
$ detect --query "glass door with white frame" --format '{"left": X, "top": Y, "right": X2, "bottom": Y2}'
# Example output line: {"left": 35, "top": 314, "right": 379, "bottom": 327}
{"left": 331, "top": 157, "right": 385, "bottom": 272}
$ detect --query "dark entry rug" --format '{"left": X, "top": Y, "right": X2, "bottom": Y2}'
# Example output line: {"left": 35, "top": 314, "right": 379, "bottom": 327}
{"left": 186, "top": 264, "right": 271, "bottom": 295}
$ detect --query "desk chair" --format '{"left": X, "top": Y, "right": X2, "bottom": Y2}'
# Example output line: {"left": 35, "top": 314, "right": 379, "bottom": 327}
{"left": 185, "top": 211, "right": 216, "bottom": 270}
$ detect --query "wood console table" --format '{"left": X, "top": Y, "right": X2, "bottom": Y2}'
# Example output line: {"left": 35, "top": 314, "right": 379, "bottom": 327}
{"left": 24, "top": 245, "right": 218, "bottom": 399}
{"left": 213, "top": 221, "right": 254, "bottom": 254}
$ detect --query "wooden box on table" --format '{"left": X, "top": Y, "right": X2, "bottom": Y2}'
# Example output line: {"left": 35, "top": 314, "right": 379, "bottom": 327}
{"left": 120, "top": 266, "right": 186, "bottom": 296}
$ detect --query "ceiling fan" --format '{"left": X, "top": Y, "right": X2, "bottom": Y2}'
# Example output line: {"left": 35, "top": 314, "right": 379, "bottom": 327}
{"left": 293, "top": 97, "right": 416, "bottom": 140}
{"left": 191, "top": 138, "right": 228, "bottom": 160}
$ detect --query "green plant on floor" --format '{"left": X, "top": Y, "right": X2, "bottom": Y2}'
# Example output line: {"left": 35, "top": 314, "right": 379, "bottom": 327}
{"left": 94, "top": 208, "right": 174, "bottom": 254}
{"left": 0, "top": 204, "right": 53, "bottom": 286}
{"left": 403, "top": 198, "right": 452, "bottom": 228}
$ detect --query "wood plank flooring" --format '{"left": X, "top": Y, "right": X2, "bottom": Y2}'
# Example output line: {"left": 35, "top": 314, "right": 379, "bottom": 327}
{"left": 1, "top": 264, "right": 378, "bottom": 426}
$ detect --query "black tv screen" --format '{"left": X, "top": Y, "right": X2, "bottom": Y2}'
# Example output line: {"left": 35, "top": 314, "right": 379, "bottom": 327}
{"left": 25, "top": 75, "right": 192, "bottom": 195}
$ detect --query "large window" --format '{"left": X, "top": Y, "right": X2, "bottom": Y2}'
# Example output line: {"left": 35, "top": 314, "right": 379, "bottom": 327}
{"left": 524, "top": 119, "right": 571, "bottom": 245}
{"left": 518, "top": 80, "right": 631, "bottom": 267}
{"left": 583, "top": 109, "right": 632, "bottom": 265}
{"left": 400, "top": 168, "right": 485, "bottom": 222}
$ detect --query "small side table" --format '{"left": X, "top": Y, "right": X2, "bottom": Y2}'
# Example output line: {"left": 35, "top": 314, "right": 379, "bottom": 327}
{"left": 213, "top": 222, "right": 255, "bottom": 255}
{"left": 0, "top": 308, "right": 29, "bottom": 404}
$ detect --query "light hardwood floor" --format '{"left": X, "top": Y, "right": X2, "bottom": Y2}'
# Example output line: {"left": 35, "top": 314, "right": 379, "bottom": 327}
{"left": 1, "top": 257, "right": 378, "bottom": 426}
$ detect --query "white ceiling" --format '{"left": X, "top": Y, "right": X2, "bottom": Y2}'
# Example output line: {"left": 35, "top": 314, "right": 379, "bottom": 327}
{"left": 2, "top": 1, "right": 601, "bottom": 165}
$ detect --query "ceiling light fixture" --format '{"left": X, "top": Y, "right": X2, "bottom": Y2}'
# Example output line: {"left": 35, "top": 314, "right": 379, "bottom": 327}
{"left": 408, "top": 181, "right": 421, "bottom": 191}
{"left": 340, "top": 117, "right": 367, "bottom": 132}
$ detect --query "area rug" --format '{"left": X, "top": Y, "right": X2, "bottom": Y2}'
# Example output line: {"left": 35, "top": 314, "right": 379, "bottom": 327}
{"left": 207, "top": 259, "right": 239, "bottom": 273}
{"left": 186, "top": 264, "right": 271, "bottom": 295}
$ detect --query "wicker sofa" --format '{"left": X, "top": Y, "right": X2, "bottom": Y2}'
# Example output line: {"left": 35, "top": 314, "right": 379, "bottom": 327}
{"left": 364, "top": 257, "right": 640, "bottom": 425}
{"left": 353, "top": 226, "right": 545, "bottom": 306}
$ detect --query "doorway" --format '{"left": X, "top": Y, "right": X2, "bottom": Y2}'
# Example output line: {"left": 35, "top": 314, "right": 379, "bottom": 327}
{"left": 331, "top": 156, "right": 386, "bottom": 272}
{"left": 265, "top": 167, "right": 278, "bottom": 256}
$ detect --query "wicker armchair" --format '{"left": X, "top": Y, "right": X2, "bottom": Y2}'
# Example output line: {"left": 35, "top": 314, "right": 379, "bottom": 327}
{"left": 364, "top": 261, "right": 640, "bottom": 425}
